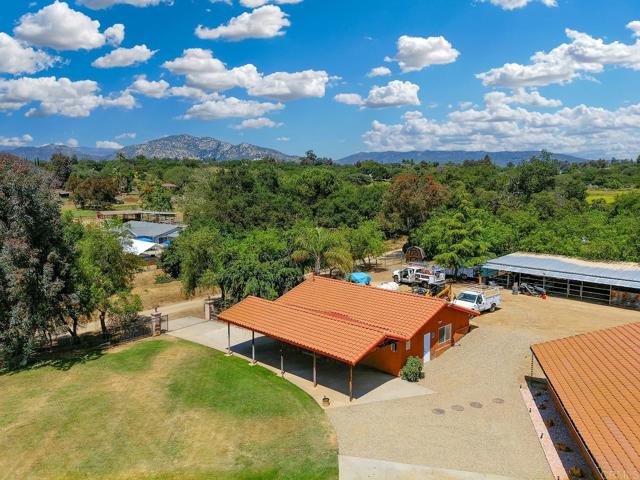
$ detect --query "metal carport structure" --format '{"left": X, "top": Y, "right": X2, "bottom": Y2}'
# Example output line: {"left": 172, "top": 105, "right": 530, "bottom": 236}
{"left": 483, "top": 252, "right": 640, "bottom": 309}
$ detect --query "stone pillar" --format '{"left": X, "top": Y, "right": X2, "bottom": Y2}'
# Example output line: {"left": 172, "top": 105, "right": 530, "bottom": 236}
{"left": 204, "top": 297, "right": 215, "bottom": 321}
{"left": 151, "top": 311, "right": 162, "bottom": 336}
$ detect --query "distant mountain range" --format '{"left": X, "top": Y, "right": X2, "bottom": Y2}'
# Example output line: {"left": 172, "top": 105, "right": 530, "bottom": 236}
{"left": 2, "top": 144, "right": 115, "bottom": 161}
{"left": 1, "top": 136, "right": 593, "bottom": 165}
{"left": 117, "top": 134, "right": 297, "bottom": 162}
{"left": 338, "top": 150, "right": 589, "bottom": 165}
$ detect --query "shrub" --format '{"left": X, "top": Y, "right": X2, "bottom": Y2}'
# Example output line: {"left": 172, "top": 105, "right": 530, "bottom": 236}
{"left": 400, "top": 356, "right": 424, "bottom": 382}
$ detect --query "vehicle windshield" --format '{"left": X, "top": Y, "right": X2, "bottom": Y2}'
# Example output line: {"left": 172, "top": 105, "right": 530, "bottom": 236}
{"left": 458, "top": 292, "right": 478, "bottom": 303}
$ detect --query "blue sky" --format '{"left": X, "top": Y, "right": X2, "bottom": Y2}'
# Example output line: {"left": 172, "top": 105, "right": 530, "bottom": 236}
{"left": 1, "top": 0, "right": 639, "bottom": 159}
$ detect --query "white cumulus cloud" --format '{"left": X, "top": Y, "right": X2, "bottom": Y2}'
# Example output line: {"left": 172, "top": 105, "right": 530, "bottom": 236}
{"left": 14, "top": 1, "right": 124, "bottom": 51}
{"left": 0, "top": 134, "right": 33, "bottom": 147}
{"left": 335, "top": 80, "right": 420, "bottom": 109}
{"left": 247, "top": 70, "right": 330, "bottom": 100}
{"left": 367, "top": 66, "right": 391, "bottom": 77}
{"left": 127, "top": 75, "right": 170, "bottom": 98}
{"left": 232, "top": 117, "right": 282, "bottom": 129}
{"left": 363, "top": 94, "right": 640, "bottom": 159}
{"left": 66, "top": 138, "right": 79, "bottom": 147}
{"left": 77, "top": 0, "right": 169, "bottom": 9}
{"left": 627, "top": 21, "right": 640, "bottom": 38}
{"left": 92, "top": 45, "right": 157, "bottom": 68}
{"left": 477, "top": 26, "right": 640, "bottom": 88}
{"left": 183, "top": 96, "right": 284, "bottom": 120}
{"left": 0, "top": 32, "right": 58, "bottom": 74}
{"left": 163, "top": 48, "right": 331, "bottom": 100}
{"left": 195, "top": 5, "right": 290, "bottom": 41}
{"left": 386, "top": 35, "right": 460, "bottom": 73}
{"left": 115, "top": 132, "right": 136, "bottom": 139}
{"left": 96, "top": 140, "right": 123, "bottom": 149}
{"left": 240, "top": 0, "right": 302, "bottom": 7}
{"left": 480, "top": 0, "right": 557, "bottom": 10}
{"left": 0, "top": 76, "right": 135, "bottom": 117}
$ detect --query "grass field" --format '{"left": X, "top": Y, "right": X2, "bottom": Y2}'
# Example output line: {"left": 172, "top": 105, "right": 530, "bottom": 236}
{"left": 586, "top": 188, "right": 640, "bottom": 203}
{"left": 0, "top": 338, "right": 338, "bottom": 480}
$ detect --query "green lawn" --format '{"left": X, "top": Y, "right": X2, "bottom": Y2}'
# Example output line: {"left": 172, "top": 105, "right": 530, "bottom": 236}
{"left": 0, "top": 338, "right": 338, "bottom": 480}
{"left": 586, "top": 188, "right": 640, "bottom": 204}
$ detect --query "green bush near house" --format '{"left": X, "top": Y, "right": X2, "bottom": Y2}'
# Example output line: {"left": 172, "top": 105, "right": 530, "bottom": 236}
{"left": 400, "top": 356, "right": 424, "bottom": 382}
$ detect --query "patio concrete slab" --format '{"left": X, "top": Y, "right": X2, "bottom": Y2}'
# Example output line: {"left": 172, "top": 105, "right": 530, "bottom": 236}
{"left": 167, "top": 317, "right": 433, "bottom": 408}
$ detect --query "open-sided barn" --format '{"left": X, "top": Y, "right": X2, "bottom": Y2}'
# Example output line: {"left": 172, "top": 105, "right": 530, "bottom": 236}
{"left": 483, "top": 252, "right": 640, "bottom": 309}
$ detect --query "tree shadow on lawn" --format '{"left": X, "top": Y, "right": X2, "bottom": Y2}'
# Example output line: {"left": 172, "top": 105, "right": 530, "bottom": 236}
{"left": 2, "top": 347, "right": 106, "bottom": 376}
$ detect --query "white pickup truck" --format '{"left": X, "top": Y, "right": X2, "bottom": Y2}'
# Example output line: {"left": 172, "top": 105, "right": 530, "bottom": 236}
{"left": 392, "top": 264, "right": 446, "bottom": 288}
{"left": 452, "top": 287, "right": 502, "bottom": 313}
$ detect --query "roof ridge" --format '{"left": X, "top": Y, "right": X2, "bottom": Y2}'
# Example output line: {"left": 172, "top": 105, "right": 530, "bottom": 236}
{"left": 532, "top": 321, "right": 640, "bottom": 349}
{"left": 247, "top": 296, "right": 389, "bottom": 335}
{"left": 285, "top": 303, "right": 390, "bottom": 335}
{"left": 308, "top": 275, "right": 450, "bottom": 305}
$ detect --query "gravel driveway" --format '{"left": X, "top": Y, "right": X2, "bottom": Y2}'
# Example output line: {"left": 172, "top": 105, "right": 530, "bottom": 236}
{"left": 328, "top": 324, "right": 552, "bottom": 479}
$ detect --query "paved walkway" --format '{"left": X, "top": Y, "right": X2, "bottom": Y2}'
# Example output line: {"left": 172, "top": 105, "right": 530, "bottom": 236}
{"left": 167, "top": 316, "right": 433, "bottom": 408}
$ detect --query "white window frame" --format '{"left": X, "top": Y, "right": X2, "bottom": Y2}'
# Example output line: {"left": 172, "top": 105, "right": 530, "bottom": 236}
{"left": 438, "top": 324, "right": 452, "bottom": 344}
{"left": 405, "top": 340, "right": 411, "bottom": 350}
{"left": 390, "top": 342, "right": 397, "bottom": 352}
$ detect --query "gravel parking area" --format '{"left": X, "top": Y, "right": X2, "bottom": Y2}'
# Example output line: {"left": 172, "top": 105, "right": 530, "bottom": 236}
{"left": 328, "top": 284, "right": 640, "bottom": 479}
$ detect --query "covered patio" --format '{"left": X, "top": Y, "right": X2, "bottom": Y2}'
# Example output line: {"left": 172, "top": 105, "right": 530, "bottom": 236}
{"left": 167, "top": 316, "right": 433, "bottom": 406}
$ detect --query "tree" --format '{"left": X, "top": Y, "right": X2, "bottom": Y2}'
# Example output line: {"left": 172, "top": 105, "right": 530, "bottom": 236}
{"left": 412, "top": 192, "right": 495, "bottom": 273}
{"left": 49, "top": 153, "right": 74, "bottom": 188}
{"left": 158, "top": 241, "right": 181, "bottom": 279}
{"left": 139, "top": 182, "right": 173, "bottom": 211}
{"left": 291, "top": 224, "right": 353, "bottom": 276}
{"left": 381, "top": 174, "right": 448, "bottom": 234}
{"left": 176, "top": 227, "right": 223, "bottom": 297}
{"left": 76, "top": 226, "right": 142, "bottom": 337}
{"left": 300, "top": 150, "right": 318, "bottom": 165}
{"left": 343, "top": 221, "right": 386, "bottom": 266}
{"left": 0, "top": 155, "right": 76, "bottom": 367}
{"left": 66, "top": 175, "right": 118, "bottom": 210}
{"left": 509, "top": 154, "right": 559, "bottom": 199}
{"left": 218, "top": 229, "right": 302, "bottom": 305}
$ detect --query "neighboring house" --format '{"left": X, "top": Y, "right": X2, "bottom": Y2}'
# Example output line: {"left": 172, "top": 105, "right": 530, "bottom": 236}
{"left": 123, "top": 221, "right": 183, "bottom": 246}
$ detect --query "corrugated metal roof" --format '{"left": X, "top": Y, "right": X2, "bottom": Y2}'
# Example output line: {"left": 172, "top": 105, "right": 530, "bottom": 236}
{"left": 124, "top": 221, "right": 183, "bottom": 239}
{"left": 218, "top": 296, "right": 386, "bottom": 365}
{"left": 532, "top": 323, "right": 640, "bottom": 480}
{"left": 484, "top": 252, "right": 640, "bottom": 289}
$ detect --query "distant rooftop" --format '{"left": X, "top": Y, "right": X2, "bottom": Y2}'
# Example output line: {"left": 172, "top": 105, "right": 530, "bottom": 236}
{"left": 98, "top": 210, "right": 176, "bottom": 216}
{"left": 124, "top": 221, "right": 183, "bottom": 239}
{"left": 484, "top": 252, "right": 640, "bottom": 289}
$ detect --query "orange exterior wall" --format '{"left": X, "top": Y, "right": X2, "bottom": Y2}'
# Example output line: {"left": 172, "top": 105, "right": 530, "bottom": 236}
{"left": 361, "top": 307, "right": 471, "bottom": 376}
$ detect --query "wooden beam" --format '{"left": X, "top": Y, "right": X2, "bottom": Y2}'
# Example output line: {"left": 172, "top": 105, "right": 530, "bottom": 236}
{"left": 251, "top": 330, "right": 256, "bottom": 365}
{"left": 313, "top": 352, "right": 317, "bottom": 387}
{"left": 280, "top": 345, "right": 284, "bottom": 377}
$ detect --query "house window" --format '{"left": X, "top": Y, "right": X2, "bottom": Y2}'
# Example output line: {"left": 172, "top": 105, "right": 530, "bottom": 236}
{"left": 390, "top": 342, "right": 397, "bottom": 352}
{"left": 438, "top": 324, "right": 452, "bottom": 344}
{"left": 405, "top": 340, "right": 411, "bottom": 350}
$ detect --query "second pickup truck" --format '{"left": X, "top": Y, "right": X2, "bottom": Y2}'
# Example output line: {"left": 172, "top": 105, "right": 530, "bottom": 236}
{"left": 452, "top": 287, "right": 502, "bottom": 313}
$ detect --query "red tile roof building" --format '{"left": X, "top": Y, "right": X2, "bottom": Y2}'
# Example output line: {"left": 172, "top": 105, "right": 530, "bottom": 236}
{"left": 219, "top": 276, "right": 478, "bottom": 376}
{"left": 531, "top": 323, "right": 640, "bottom": 480}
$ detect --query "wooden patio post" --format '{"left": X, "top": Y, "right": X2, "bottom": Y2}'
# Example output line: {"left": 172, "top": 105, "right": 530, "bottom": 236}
{"left": 313, "top": 352, "right": 317, "bottom": 387}
{"left": 280, "top": 344, "right": 284, "bottom": 377}
{"left": 226, "top": 322, "right": 231, "bottom": 356}
{"left": 349, "top": 365, "right": 353, "bottom": 402}
{"left": 251, "top": 330, "right": 256, "bottom": 365}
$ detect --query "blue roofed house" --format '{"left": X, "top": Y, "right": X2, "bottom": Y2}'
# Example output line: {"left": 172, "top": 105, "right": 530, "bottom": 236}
{"left": 123, "top": 221, "right": 184, "bottom": 247}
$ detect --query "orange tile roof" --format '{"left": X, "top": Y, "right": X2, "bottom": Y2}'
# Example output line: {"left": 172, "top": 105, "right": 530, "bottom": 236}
{"left": 218, "top": 296, "right": 386, "bottom": 365}
{"left": 531, "top": 323, "right": 640, "bottom": 480}
{"left": 276, "top": 276, "right": 474, "bottom": 340}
